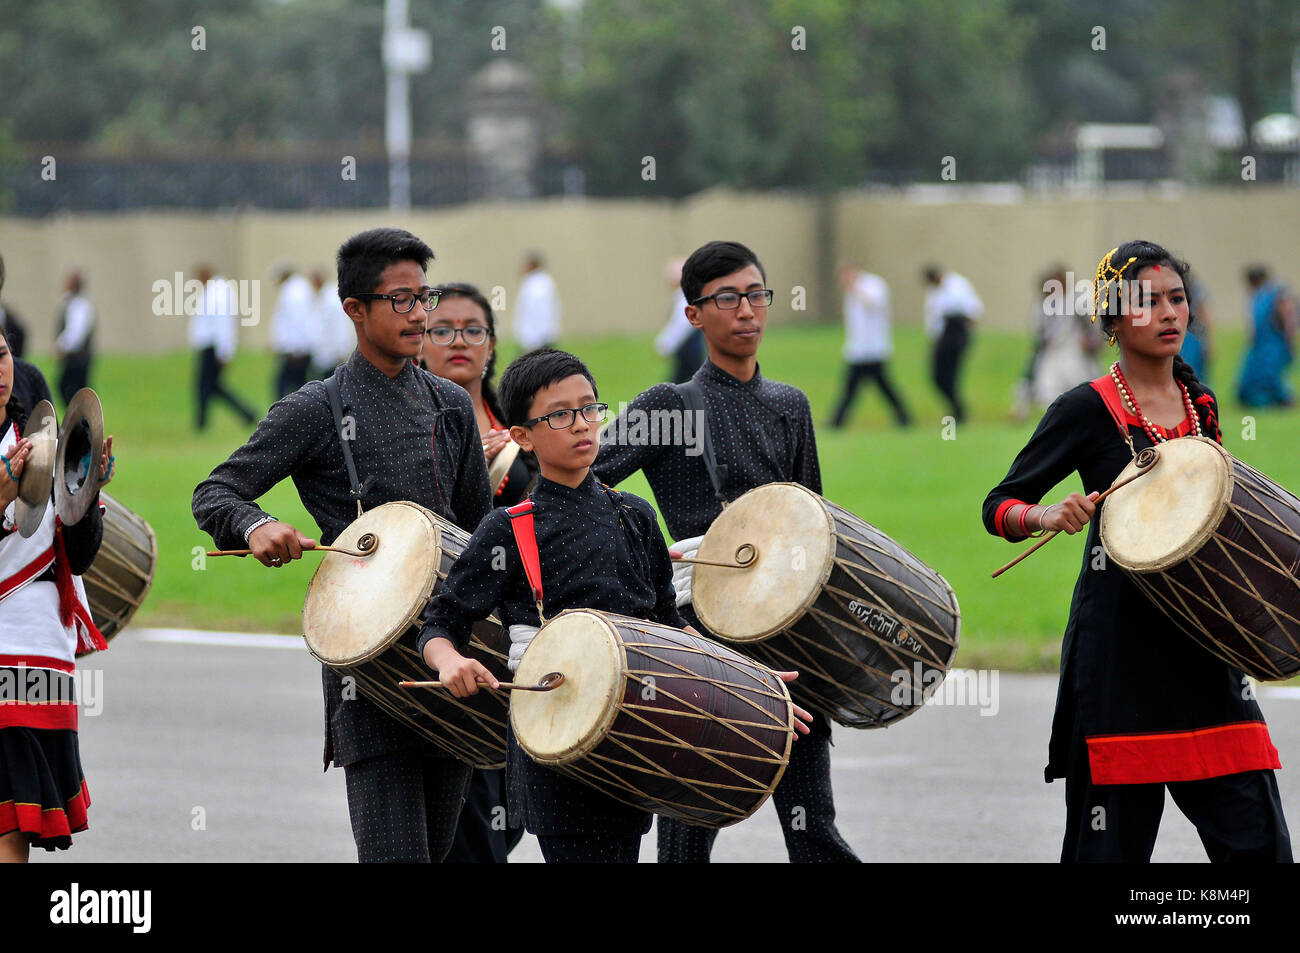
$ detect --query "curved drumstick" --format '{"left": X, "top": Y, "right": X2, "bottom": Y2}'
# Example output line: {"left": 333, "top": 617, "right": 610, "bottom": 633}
{"left": 991, "top": 447, "right": 1160, "bottom": 579}
{"left": 399, "top": 672, "right": 566, "bottom": 692}
{"left": 671, "top": 543, "right": 758, "bottom": 569}
{"left": 207, "top": 533, "right": 379, "bottom": 559}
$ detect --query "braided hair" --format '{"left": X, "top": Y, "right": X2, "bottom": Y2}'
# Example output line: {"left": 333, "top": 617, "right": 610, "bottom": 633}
{"left": 430, "top": 282, "right": 505, "bottom": 423}
{"left": 1092, "top": 240, "right": 1221, "bottom": 442}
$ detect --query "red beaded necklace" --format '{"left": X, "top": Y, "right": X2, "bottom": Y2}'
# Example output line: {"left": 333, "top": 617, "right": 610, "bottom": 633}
{"left": 1109, "top": 362, "right": 1201, "bottom": 444}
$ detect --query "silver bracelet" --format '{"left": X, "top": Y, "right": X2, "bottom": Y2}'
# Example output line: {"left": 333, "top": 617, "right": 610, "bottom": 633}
{"left": 243, "top": 515, "right": 277, "bottom": 544}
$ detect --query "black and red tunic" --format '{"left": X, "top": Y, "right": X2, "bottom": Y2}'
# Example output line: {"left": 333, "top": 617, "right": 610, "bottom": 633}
{"left": 983, "top": 374, "right": 1280, "bottom": 786}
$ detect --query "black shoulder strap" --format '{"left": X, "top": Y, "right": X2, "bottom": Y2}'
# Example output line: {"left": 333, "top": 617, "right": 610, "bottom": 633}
{"left": 675, "top": 381, "right": 728, "bottom": 505}
{"left": 324, "top": 371, "right": 372, "bottom": 518}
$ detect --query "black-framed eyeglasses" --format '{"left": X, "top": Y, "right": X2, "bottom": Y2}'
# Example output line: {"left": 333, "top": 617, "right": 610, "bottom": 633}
{"left": 426, "top": 325, "right": 490, "bottom": 346}
{"left": 353, "top": 289, "right": 441, "bottom": 313}
{"left": 690, "top": 288, "right": 774, "bottom": 310}
{"left": 521, "top": 402, "right": 609, "bottom": 430}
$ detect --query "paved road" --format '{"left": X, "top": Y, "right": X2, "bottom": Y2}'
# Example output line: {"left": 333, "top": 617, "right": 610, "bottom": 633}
{"left": 38, "top": 628, "right": 1300, "bottom": 863}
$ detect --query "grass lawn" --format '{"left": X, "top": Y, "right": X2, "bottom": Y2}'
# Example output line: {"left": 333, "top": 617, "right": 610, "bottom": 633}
{"left": 25, "top": 318, "right": 1300, "bottom": 672}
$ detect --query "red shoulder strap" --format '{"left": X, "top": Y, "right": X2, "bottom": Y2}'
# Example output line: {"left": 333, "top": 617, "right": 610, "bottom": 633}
{"left": 505, "top": 499, "right": 543, "bottom": 616}
{"left": 1089, "top": 374, "right": 1131, "bottom": 441}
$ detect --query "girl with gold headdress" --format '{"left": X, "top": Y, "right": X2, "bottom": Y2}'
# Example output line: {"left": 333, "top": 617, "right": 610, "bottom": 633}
{"left": 982, "top": 240, "right": 1291, "bottom": 863}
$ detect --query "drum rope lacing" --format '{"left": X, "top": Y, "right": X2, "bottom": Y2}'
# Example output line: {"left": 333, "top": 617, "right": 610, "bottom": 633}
{"left": 1110, "top": 362, "right": 1201, "bottom": 452}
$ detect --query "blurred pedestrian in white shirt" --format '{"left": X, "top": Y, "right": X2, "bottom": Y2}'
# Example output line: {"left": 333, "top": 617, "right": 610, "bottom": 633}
{"left": 54, "top": 270, "right": 95, "bottom": 407}
{"left": 829, "top": 263, "right": 911, "bottom": 428}
{"left": 269, "top": 265, "right": 316, "bottom": 400}
{"left": 189, "top": 264, "right": 257, "bottom": 430}
{"left": 513, "top": 252, "right": 561, "bottom": 351}
{"left": 308, "top": 270, "right": 355, "bottom": 379}
{"left": 923, "top": 264, "right": 983, "bottom": 423}
{"left": 653, "top": 257, "right": 703, "bottom": 383}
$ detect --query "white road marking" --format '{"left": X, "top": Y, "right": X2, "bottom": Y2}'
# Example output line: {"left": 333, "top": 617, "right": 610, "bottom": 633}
{"left": 133, "top": 628, "right": 305, "bottom": 650}
{"left": 1261, "top": 686, "right": 1300, "bottom": 700}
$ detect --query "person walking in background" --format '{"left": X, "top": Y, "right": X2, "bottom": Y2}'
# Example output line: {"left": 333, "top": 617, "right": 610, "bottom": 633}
{"left": 190, "top": 265, "right": 258, "bottom": 431}
{"left": 653, "top": 258, "right": 704, "bottom": 384}
{"left": 923, "top": 264, "right": 982, "bottom": 424}
{"left": 309, "top": 268, "right": 355, "bottom": 380}
{"left": 54, "top": 270, "right": 95, "bottom": 407}
{"left": 1180, "top": 276, "right": 1214, "bottom": 385}
{"left": 1238, "top": 265, "right": 1296, "bottom": 408}
{"left": 513, "top": 252, "right": 561, "bottom": 352}
{"left": 269, "top": 265, "right": 316, "bottom": 401}
{"left": 1013, "top": 266, "right": 1098, "bottom": 420}
{"left": 829, "top": 263, "right": 911, "bottom": 428}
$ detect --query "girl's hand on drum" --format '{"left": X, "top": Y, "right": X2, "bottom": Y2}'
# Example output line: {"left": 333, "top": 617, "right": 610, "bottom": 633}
{"left": 0, "top": 438, "right": 32, "bottom": 507}
{"left": 1040, "top": 491, "right": 1099, "bottom": 535}
{"left": 248, "top": 521, "right": 317, "bottom": 567}
{"left": 482, "top": 429, "right": 511, "bottom": 462}
{"left": 774, "top": 671, "right": 815, "bottom": 736}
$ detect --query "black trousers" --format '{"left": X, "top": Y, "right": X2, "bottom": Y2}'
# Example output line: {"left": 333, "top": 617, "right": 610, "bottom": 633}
{"left": 657, "top": 712, "right": 860, "bottom": 863}
{"left": 342, "top": 750, "right": 474, "bottom": 863}
{"left": 196, "top": 346, "right": 258, "bottom": 429}
{"left": 1061, "top": 726, "right": 1292, "bottom": 863}
{"left": 830, "top": 360, "right": 911, "bottom": 427}
{"left": 445, "top": 768, "right": 524, "bottom": 863}
{"left": 931, "top": 315, "right": 970, "bottom": 423}
{"left": 275, "top": 354, "right": 311, "bottom": 402}
{"left": 57, "top": 352, "right": 91, "bottom": 407}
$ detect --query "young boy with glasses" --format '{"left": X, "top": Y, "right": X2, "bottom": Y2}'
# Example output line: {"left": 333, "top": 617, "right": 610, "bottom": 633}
{"left": 414, "top": 348, "right": 811, "bottom": 861}
{"left": 593, "top": 239, "right": 860, "bottom": 864}
{"left": 193, "top": 227, "right": 494, "bottom": 863}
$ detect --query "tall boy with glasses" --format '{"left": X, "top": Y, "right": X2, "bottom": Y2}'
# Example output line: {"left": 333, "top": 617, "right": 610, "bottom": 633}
{"left": 594, "top": 240, "right": 860, "bottom": 863}
{"left": 194, "top": 227, "right": 495, "bottom": 862}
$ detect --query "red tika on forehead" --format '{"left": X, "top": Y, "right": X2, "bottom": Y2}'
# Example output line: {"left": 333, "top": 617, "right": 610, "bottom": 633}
{"left": 1152, "top": 264, "right": 1161, "bottom": 271}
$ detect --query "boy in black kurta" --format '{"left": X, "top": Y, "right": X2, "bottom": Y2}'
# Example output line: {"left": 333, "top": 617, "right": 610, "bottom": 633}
{"left": 193, "top": 228, "right": 493, "bottom": 863}
{"left": 984, "top": 240, "right": 1290, "bottom": 862}
{"left": 593, "top": 240, "right": 859, "bottom": 864}
{"left": 417, "top": 348, "right": 692, "bottom": 862}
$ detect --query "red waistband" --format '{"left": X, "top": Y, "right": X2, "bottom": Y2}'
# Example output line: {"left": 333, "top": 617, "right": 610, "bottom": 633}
{"left": 1086, "top": 721, "right": 1280, "bottom": 784}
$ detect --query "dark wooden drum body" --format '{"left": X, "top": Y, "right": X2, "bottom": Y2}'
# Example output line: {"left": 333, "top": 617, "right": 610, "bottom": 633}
{"left": 1100, "top": 436, "right": 1300, "bottom": 681}
{"left": 511, "top": 610, "right": 794, "bottom": 829}
{"left": 84, "top": 492, "right": 157, "bottom": 640}
{"left": 693, "top": 483, "right": 961, "bottom": 729}
{"left": 302, "top": 501, "right": 511, "bottom": 768}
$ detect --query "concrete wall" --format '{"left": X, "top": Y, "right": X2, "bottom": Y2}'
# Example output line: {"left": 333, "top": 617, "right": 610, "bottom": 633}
{"left": 2, "top": 186, "right": 1297, "bottom": 353}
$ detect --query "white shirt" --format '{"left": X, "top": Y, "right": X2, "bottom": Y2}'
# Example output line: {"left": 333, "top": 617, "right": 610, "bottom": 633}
{"left": 269, "top": 274, "right": 317, "bottom": 356}
{"left": 924, "top": 272, "right": 984, "bottom": 338}
{"left": 843, "top": 271, "right": 892, "bottom": 362}
{"left": 311, "top": 283, "right": 355, "bottom": 371}
{"left": 654, "top": 290, "right": 693, "bottom": 356}
{"left": 56, "top": 294, "right": 95, "bottom": 353}
{"left": 513, "top": 271, "right": 561, "bottom": 350}
{"left": 188, "top": 277, "right": 240, "bottom": 363}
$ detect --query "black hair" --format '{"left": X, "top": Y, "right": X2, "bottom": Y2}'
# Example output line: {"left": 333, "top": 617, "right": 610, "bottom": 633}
{"left": 498, "top": 348, "right": 598, "bottom": 429}
{"left": 1245, "top": 265, "right": 1270, "bottom": 287}
{"left": 1097, "top": 239, "right": 1220, "bottom": 441}
{"left": 336, "top": 227, "right": 435, "bottom": 303}
{"left": 0, "top": 325, "right": 25, "bottom": 434}
{"left": 922, "top": 264, "right": 943, "bottom": 285}
{"left": 680, "top": 241, "right": 766, "bottom": 305}
{"left": 431, "top": 281, "right": 504, "bottom": 423}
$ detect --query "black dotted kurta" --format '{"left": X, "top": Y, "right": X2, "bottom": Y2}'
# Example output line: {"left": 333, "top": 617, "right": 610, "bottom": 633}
{"left": 417, "top": 471, "right": 686, "bottom": 840}
{"left": 193, "top": 349, "right": 493, "bottom": 768}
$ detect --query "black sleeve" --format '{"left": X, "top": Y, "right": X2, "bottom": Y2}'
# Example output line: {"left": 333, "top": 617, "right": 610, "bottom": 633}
{"left": 63, "top": 493, "right": 104, "bottom": 575}
{"left": 792, "top": 389, "right": 823, "bottom": 495}
{"left": 192, "top": 387, "right": 330, "bottom": 550}
{"left": 592, "top": 385, "right": 676, "bottom": 486}
{"left": 630, "top": 496, "right": 688, "bottom": 630}
{"left": 982, "top": 389, "right": 1092, "bottom": 542}
{"left": 416, "top": 509, "right": 515, "bottom": 659}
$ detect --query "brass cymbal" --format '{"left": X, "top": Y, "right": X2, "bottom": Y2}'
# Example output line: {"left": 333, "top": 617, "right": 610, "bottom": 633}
{"left": 15, "top": 399, "right": 57, "bottom": 538}
{"left": 54, "top": 388, "right": 104, "bottom": 527}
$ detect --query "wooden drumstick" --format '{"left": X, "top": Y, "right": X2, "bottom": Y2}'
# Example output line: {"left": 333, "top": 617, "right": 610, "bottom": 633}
{"left": 399, "top": 672, "right": 566, "bottom": 692}
{"left": 991, "top": 447, "right": 1160, "bottom": 579}
{"left": 207, "top": 534, "right": 379, "bottom": 559}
